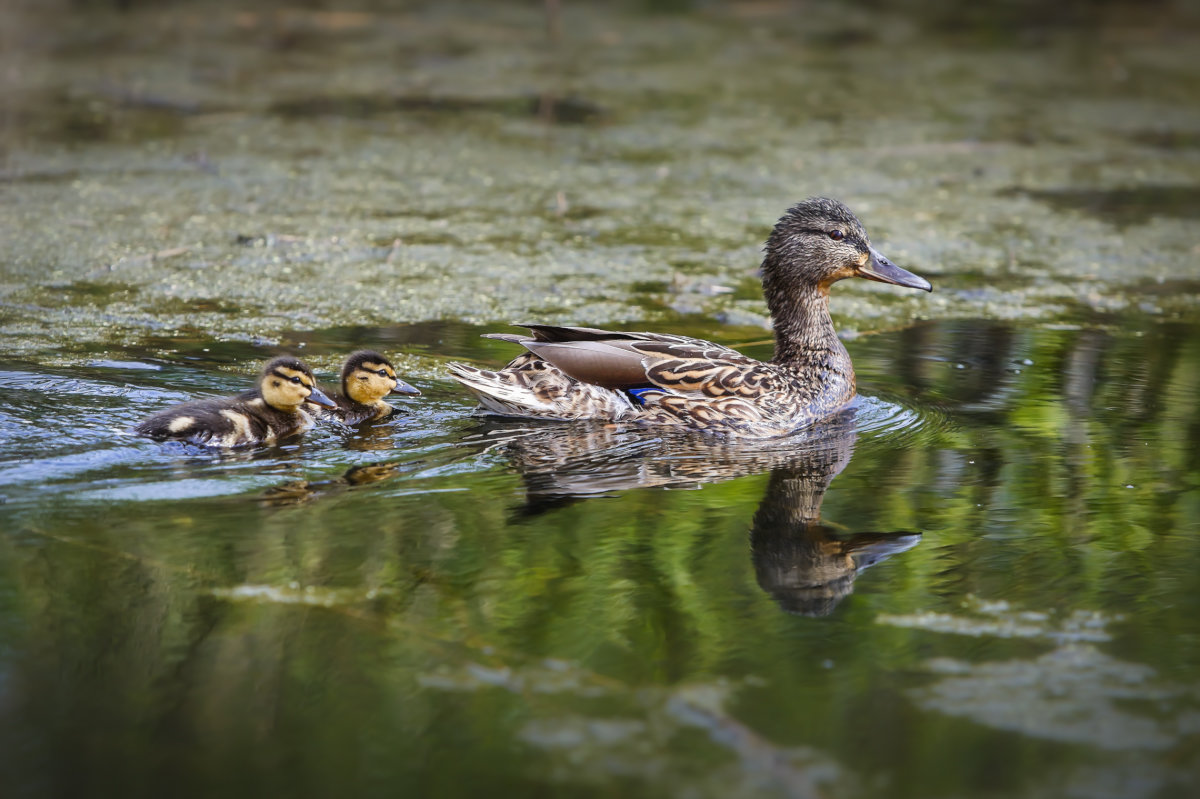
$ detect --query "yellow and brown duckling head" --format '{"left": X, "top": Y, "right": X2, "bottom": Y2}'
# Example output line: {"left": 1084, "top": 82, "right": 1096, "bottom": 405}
{"left": 341, "top": 350, "right": 421, "bottom": 406}
{"left": 261, "top": 356, "right": 336, "bottom": 412}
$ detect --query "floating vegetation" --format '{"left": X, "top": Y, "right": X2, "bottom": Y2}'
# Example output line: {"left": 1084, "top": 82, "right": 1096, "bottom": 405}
{"left": 881, "top": 596, "right": 1200, "bottom": 793}
{"left": 877, "top": 596, "right": 1120, "bottom": 643}
{"left": 210, "top": 584, "right": 393, "bottom": 607}
{"left": 911, "top": 644, "right": 1198, "bottom": 752}
{"left": 420, "top": 661, "right": 849, "bottom": 799}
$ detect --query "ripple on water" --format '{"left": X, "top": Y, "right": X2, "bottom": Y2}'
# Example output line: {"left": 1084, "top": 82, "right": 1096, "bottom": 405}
{"left": 852, "top": 393, "right": 953, "bottom": 449}
{"left": 0, "top": 355, "right": 951, "bottom": 508}
{"left": 0, "top": 362, "right": 483, "bottom": 506}
{"left": 84, "top": 360, "right": 163, "bottom": 371}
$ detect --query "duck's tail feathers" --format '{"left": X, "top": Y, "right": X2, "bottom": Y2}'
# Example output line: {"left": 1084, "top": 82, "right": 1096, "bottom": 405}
{"left": 447, "top": 362, "right": 553, "bottom": 417}
{"left": 481, "top": 333, "right": 531, "bottom": 345}
{"left": 447, "top": 360, "right": 636, "bottom": 422}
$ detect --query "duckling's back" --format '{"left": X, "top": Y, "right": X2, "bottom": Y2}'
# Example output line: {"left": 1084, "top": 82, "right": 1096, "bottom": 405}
{"left": 134, "top": 390, "right": 304, "bottom": 448}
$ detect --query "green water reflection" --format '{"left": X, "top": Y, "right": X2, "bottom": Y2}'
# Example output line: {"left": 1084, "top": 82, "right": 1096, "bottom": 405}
{"left": 1, "top": 318, "right": 1197, "bottom": 798}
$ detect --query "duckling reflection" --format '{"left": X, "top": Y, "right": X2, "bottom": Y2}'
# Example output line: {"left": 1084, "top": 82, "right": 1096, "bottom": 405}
{"left": 472, "top": 408, "right": 920, "bottom": 615}
{"left": 339, "top": 422, "right": 404, "bottom": 452}
{"left": 260, "top": 459, "right": 419, "bottom": 505}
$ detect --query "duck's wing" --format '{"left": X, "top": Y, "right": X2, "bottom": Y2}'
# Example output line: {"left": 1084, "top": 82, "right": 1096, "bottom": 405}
{"left": 493, "top": 324, "right": 779, "bottom": 399}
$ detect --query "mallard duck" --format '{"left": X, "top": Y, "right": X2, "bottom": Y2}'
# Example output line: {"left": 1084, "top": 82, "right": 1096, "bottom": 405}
{"left": 448, "top": 197, "right": 932, "bottom": 437}
{"left": 311, "top": 350, "right": 421, "bottom": 425}
{"left": 133, "top": 356, "right": 335, "bottom": 447}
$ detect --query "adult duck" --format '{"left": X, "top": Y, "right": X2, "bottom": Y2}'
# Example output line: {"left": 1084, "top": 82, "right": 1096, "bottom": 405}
{"left": 133, "top": 356, "right": 335, "bottom": 447}
{"left": 448, "top": 197, "right": 931, "bottom": 437}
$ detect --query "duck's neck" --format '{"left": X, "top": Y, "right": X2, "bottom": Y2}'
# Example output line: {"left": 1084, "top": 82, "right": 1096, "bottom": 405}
{"left": 768, "top": 284, "right": 854, "bottom": 390}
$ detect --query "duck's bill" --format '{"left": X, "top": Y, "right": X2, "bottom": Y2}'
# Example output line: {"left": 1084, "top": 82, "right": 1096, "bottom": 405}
{"left": 390, "top": 379, "right": 422, "bottom": 397}
{"left": 847, "top": 532, "right": 923, "bottom": 570}
{"left": 307, "top": 386, "right": 337, "bottom": 408}
{"left": 859, "top": 247, "right": 933, "bottom": 292}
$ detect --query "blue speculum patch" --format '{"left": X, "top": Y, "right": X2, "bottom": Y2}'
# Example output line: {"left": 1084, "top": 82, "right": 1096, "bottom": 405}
{"left": 626, "top": 387, "right": 665, "bottom": 405}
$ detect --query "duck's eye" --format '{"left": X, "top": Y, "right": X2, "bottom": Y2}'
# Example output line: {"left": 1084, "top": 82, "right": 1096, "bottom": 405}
{"left": 290, "top": 376, "right": 302, "bottom": 384}
{"left": 829, "top": 230, "right": 845, "bottom": 241}
{"left": 378, "top": 369, "right": 391, "bottom": 378}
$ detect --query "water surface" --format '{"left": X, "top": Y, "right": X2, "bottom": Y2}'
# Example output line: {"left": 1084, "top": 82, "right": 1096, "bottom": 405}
{"left": 1, "top": 318, "right": 1197, "bottom": 798}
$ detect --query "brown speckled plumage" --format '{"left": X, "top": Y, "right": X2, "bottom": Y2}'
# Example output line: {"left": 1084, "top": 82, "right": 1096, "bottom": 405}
{"left": 448, "top": 198, "right": 931, "bottom": 438}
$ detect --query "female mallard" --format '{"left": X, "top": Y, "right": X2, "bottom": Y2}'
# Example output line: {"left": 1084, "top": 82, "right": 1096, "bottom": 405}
{"left": 313, "top": 350, "right": 421, "bottom": 425}
{"left": 133, "top": 356, "right": 335, "bottom": 447}
{"left": 448, "top": 197, "right": 931, "bottom": 437}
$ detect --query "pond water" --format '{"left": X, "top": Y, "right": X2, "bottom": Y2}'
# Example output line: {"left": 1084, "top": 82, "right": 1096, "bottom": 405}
{"left": 3, "top": 0, "right": 1200, "bottom": 796}
{"left": 1, "top": 317, "right": 1198, "bottom": 798}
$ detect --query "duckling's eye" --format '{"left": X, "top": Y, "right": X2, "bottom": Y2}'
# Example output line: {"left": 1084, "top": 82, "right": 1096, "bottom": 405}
{"left": 290, "top": 376, "right": 302, "bottom": 384}
{"left": 377, "top": 369, "right": 390, "bottom": 377}
{"left": 829, "top": 230, "right": 845, "bottom": 241}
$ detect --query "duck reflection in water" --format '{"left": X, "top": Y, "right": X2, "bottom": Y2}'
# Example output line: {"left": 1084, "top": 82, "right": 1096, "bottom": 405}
{"left": 748, "top": 434, "right": 921, "bottom": 617}
{"left": 468, "top": 407, "right": 921, "bottom": 616}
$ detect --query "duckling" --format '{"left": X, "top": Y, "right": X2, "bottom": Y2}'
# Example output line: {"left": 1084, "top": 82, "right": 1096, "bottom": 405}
{"left": 448, "top": 197, "right": 932, "bottom": 437}
{"left": 311, "top": 350, "right": 421, "bottom": 425}
{"left": 133, "top": 356, "right": 335, "bottom": 448}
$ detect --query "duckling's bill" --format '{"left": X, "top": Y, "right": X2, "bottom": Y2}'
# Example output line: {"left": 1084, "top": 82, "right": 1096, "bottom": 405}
{"left": 307, "top": 386, "right": 337, "bottom": 408}
{"left": 390, "top": 379, "right": 421, "bottom": 397}
{"left": 859, "top": 247, "right": 932, "bottom": 292}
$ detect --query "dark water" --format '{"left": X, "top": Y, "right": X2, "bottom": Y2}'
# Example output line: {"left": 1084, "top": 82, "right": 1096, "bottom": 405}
{"left": 1, "top": 317, "right": 1197, "bottom": 798}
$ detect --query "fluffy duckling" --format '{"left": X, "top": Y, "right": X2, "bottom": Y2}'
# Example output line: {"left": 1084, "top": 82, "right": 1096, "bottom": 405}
{"left": 449, "top": 197, "right": 932, "bottom": 437}
{"left": 134, "top": 356, "right": 335, "bottom": 448}
{"left": 313, "top": 350, "right": 421, "bottom": 425}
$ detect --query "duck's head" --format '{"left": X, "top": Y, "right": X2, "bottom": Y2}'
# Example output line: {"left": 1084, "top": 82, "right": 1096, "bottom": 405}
{"left": 763, "top": 197, "right": 932, "bottom": 297}
{"left": 260, "top": 356, "right": 335, "bottom": 412}
{"left": 341, "top": 350, "right": 421, "bottom": 405}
